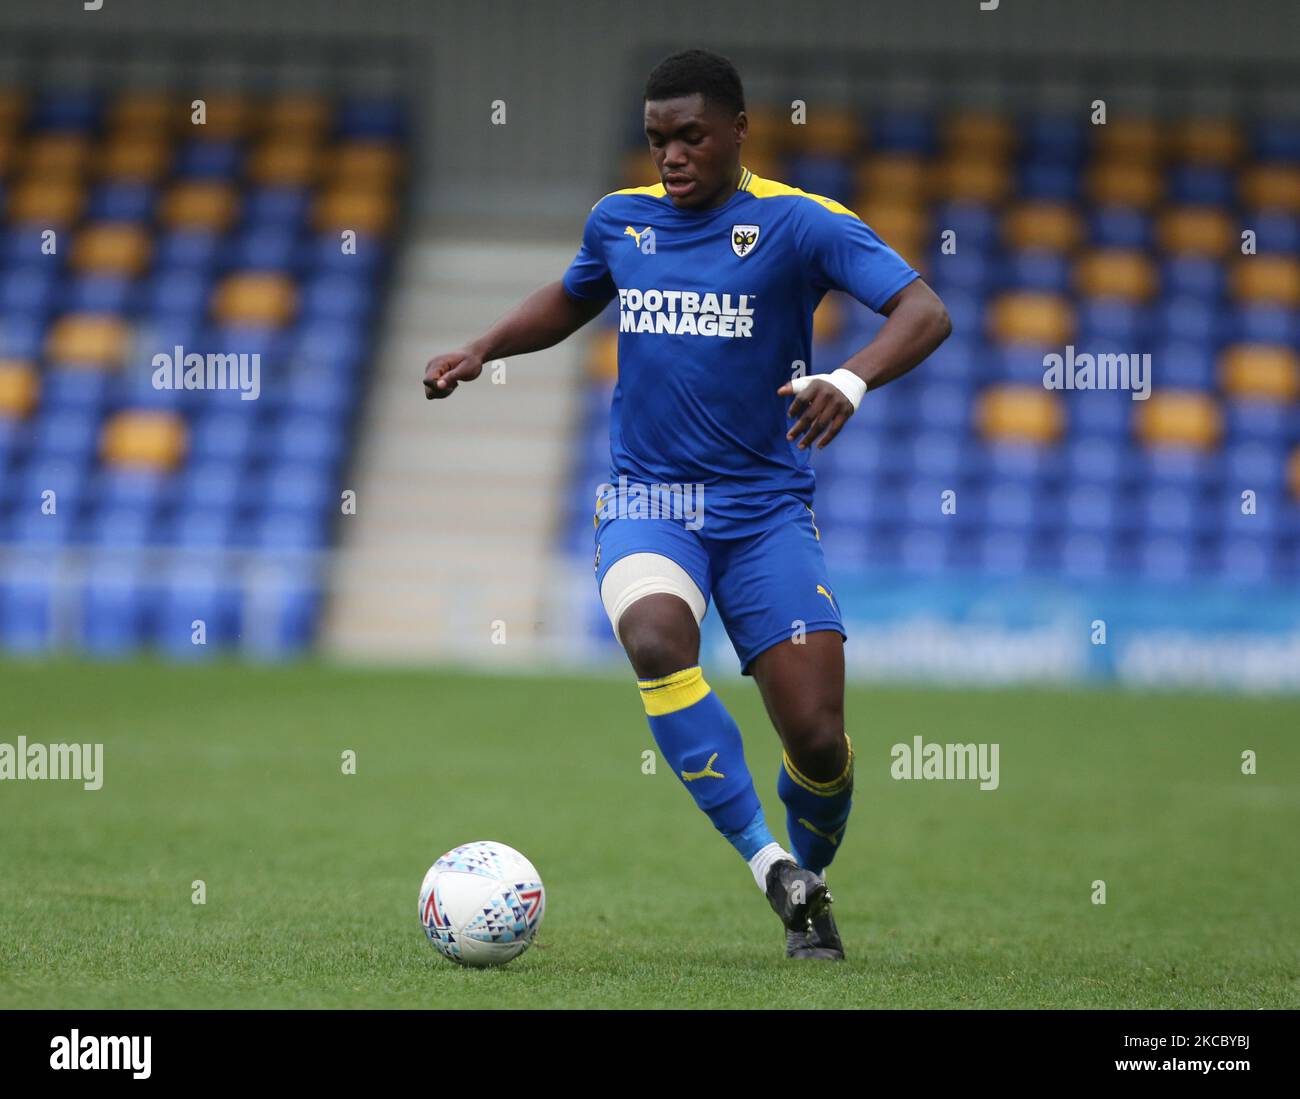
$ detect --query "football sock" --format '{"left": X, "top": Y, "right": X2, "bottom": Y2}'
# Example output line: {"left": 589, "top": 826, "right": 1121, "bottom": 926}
{"left": 777, "top": 735, "right": 854, "bottom": 876}
{"left": 638, "top": 666, "right": 783, "bottom": 883}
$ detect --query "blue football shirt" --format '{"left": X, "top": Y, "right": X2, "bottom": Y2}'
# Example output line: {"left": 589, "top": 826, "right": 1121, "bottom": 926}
{"left": 563, "top": 166, "right": 919, "bottom": 502}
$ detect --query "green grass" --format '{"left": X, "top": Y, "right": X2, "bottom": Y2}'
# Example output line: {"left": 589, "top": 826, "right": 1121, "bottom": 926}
{"left": 0, "top": 658, "right": 1296, "bottom": 1008}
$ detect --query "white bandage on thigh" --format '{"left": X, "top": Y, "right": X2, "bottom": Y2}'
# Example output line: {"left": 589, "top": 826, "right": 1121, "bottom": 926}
{"left": 599, "top": 552, "right": 707, "bottom": 642}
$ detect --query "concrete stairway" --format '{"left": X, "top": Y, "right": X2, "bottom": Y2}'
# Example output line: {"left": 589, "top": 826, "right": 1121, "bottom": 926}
{"left": 320, "top": 231, "right": 590, "bottom": 665}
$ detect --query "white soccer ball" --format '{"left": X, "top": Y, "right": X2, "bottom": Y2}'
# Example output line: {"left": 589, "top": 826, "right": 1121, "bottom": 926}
{"left": 418, "top": 840, "right": 546, "bottom": 967}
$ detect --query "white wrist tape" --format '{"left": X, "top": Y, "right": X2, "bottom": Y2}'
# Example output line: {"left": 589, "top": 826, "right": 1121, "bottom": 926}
{"left": 789, "top": 368, "right": 867, "bottom": 411}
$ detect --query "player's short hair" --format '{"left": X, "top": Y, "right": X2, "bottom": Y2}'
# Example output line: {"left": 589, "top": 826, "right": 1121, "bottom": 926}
{"left": 644, "top": 49, "right": 745, "bottom": 118}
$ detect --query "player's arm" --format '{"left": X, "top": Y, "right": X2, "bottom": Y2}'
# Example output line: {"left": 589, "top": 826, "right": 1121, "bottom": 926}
{"left": 423, "top": 281, "right": 608, "bottom": 399}
{"left": 780, "top": 278, "right": 951, "bottom": 448}
{"left": 780, "top": 199, "right": 952, "bottom": 449}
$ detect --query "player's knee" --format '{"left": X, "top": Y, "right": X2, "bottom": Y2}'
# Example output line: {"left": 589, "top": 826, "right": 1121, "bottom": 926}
{"left": 619, "top": 600, "right": 698, "bottom": 679}
{"left": 784, "top": 714, "right": 849, "bottom": 782}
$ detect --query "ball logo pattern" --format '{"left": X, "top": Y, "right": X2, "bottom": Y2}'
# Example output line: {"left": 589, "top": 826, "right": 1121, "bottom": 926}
{"left": 418, "top": 841, "right": 545, "bottom": 967}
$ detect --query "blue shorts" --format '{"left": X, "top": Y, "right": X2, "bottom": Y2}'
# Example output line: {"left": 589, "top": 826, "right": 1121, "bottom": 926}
{"left": 593, "top": 484, "right": 846, "bottom": 675}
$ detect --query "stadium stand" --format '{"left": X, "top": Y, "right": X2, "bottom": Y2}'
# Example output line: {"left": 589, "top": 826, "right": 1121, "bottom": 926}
{"left": 0, "top": 83, "right": 407, "bottom": 655}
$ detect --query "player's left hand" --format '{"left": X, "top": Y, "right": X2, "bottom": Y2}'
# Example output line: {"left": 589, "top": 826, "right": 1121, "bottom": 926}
{"left": 778, "top": 378, "right": 856, "bottom": 450}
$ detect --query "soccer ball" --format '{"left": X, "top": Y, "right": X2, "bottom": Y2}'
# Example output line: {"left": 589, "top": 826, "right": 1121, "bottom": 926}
{"left": 418, "top": 840, "right": 546, "bottom": 967}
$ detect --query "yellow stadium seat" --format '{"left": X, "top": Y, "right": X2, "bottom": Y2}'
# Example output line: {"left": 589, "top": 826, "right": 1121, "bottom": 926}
{"left": 7, "top": 177, "right": 84, "bottom": 225}
{"left": 0, "top": 89, "right": 28, "bottom": 132}
{"left": 263, "top": 95, "right": 332, "bottom": 138}
{"left": 105, "top": 91, "right": 175, "bottom": 134}
{"left": 934, "top": 154, "right": 1011, "bottom": 205}
{"left": 743, "top": 105, "right": 790, "bottom": 151}
{"left": 1288, "top": 446, "right": 1300, "bottom": 502}
{"left": 212, "top": 272, "right": 298, "bottom": 327}
{"left": 943, "top": 111, "right": 1017, "bottom": 159}
{"left": 331, "top": 140, "right": 403, "bottom": 187}
{"left": 988, "top": 291, "right": 1075, "bottom": 346}
{"left": 975, "top": 386, "right": 1064, "bottom": 445}
{"left": 249, "top": 140, "right": 319, "bottom": 187}
{"left": 45, "top": 314, "right": 130, "bottom": 369}
{"left": 856, "top": 199, "right": 928, "bottom": 257}
{"left": 313, "top": 187, "right": 396, "bottom": 235}
{"left": 1134, "top": 391, "right": 1222, "bottom": 451}
{"left": 161, "top": 181, "right": 240, "bottom": 231}
{"left": 587, "top": 328, "right": 618, "bottom": 381}
{"left": 1002, "top": 202, "right": 1083, "bottom": 253}
{"left": 0, "top": 130, "right": 17, "bottom": 178}
{"left": 1157, "top": 206, "right": 1234, "bottom": 257}
{"left": 788, "top": 108, "right": 862, "bottom": 156}
{"left": 1075, "top": 249, "right": 1158, "bottom": 301}
{"left": 856, "top": 154, "right": 927, "bottom": 201}
{"left": 813, "top": 293, "right": 843, "bottom": 342}
{"left": 185, "top": 94, "right": 250, "bottom": 139}
{"left": 1220, "top": 344, "right": 1300, "bottom": 402}
{"left": 1093, "top": 116, "right": 1162, "bottom": 161}
{"left": 71, "top": 224, "right": 153, "bottom": 277}
{"left": 620, "top": 149, "right": 660, "bottom": 188}
{"left": 1239, "top": 164, "right": 1300, "bottom": 212}
{"left": 739, "top": 149, "right": 781, "bottom": 183}
{"left": 1086, "top": 160, "right": 1163, "bottom": 209}
{"left": 24, "top": 132, "right": 92, "bottom": 178}
{"left": 0, "top": 359, "right": 40, "bottom": 418}
{"left": 1230, "top": 255, "right": 1300, "bottom": 307}
{"left": 99, "top": 136, "right": 172, "bottom": 182}
{"left": 101, "top": 410, "right": 188, "bottom": 470}
{"left": 1172, "top": 117, "right": 1243, "bottom": 166}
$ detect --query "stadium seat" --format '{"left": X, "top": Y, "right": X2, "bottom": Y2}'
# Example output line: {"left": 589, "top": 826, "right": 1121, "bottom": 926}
{"left": 161, "top": 180, "right": 240, "bottom": 232}
{"left": 71, "top": 223, "right": 153, "bottom": 277}
{"left": 988, "top": 291, "right": 1074, "bottom": 345}
{"left": 1230, "top": 255, "right": 1300, "bottom": 307}
{"left": 1134, "top": 391, "right": 1222, "bottom": 450}
{"left": 975, "top": 385, "right": 1064, "bottom": 445}
{"left": 212, "top": 272, "right": 298, "bottom": 327}
{"left": 100, "top": 410, "right": 188, "bottom": 470}
{"left": 44, "top": 314, "right": 130, "bottom": 369}
{"left": 1075, "top": 249, "right": 1158, "bottom": 301}
{"left": 1002, "top": 201, "right": 1083, "bottom": 252}
{"left": 0, "top": 359, "right": 39, "bottom": 418}
{"left": 1219, "top": 344, "right": 1300, "bottom": 401}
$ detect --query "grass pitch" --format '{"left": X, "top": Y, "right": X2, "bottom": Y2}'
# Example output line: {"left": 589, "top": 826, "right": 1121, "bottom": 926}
{"left": 1, "top": 658, "right": 1296, "bottom": 1009}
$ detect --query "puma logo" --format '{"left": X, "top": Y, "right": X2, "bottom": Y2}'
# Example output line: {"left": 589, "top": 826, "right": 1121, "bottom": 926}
{"left": 797, "top": 817, "right": 843, "bottom": 845}
{"left": 681, "top": 752, "right": 725, "bottom": 782}
{"left": 816, "top": 584, "right": 836, "bottom": 610}
{"left": 624, "top": 225, "right": 651, "bottom": 248}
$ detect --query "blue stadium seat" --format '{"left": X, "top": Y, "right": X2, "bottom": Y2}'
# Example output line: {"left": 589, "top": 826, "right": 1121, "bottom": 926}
{"left": 337, "top": 98, "right": 408, "bottom": 139}
{"left": 1017, "top": 161, "right": 1080, "bottom": 202}
{"left": 173, "top": 140, "right": 243, "bottom": 179}
{"left": 65, "top": 275, "right": 133, "bottom": 314}
{"left": 154, "top": 565, "right": 241, "bottom": 657}
{"left": 870, "top": 111, "right": 934, "bottom": 154}
{"left": 0, "top": 267, "right": 60, "bottom": 315}
{"left": 80, "top": 563, "right": 150, "bottom": 655}
{"left": 154, "top": 230, "right": 223, "bottom": 270}
{"left": 1089, "top": 207, "right": 1153, "bottom": 249}
{"left": 1004, "top": 251, "right": 1071, "bottom": 294}
{"left": 32, "top": 91, "right": 102, "bottom": 131}
{"left": 1169, "top": 165, "right": 1234, "bottom": 206}
{"left": 0, "top": 557, "right": 59, "bottom": 651}
{"left": 87, "top": 182, "right": 157, "bottom": 222}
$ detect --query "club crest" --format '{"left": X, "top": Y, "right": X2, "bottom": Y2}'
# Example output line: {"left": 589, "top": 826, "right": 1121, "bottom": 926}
{"left": 731, "top": 223, "right": 761, "bottom": 257}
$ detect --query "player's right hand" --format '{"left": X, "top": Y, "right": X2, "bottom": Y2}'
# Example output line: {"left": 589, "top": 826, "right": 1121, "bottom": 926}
{"left": 423, "top": 349, "right": 484, "bottom": 399}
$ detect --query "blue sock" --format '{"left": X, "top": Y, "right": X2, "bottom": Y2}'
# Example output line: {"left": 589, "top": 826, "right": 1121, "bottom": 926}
{"left": 638, "top": 666, "right": 771, "bottom": 853}
{"left": 777, "top": 736, "right": 854, "bottom": 876}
